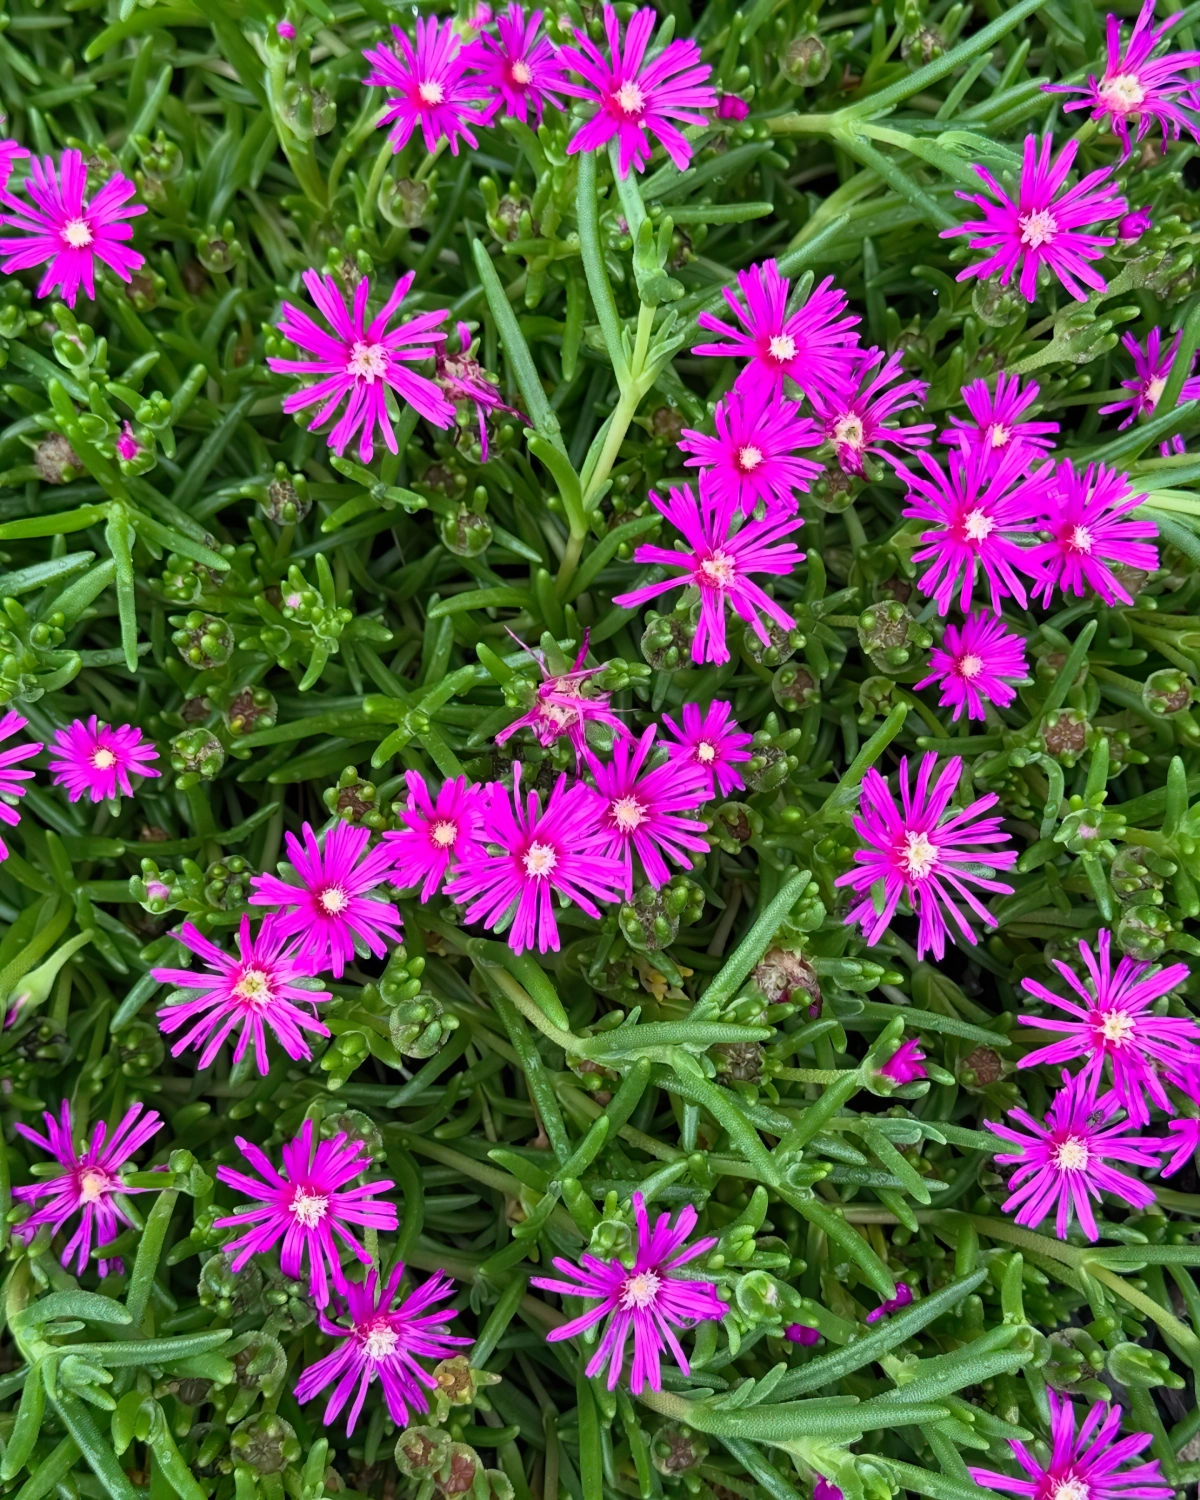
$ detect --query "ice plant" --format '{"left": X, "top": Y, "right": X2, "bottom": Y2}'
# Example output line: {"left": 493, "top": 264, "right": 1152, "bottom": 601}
{"left": 268, "top": 271, "right": 454, "bottom": 464}
{"left": 941, "top": 373, "right": 1060, "bottom": 475}
{"left": 784, "top": 1322, "right": 821, "bottom": 1345}
{"left": 1099, "top": 328, "right": 1200, "bottom": 429}
{"left": 12, "top": 1101, "right": 163, "bottom": 1276}
{"left": 48, "top": 716, "right": 159, "bottom": 803}
{"left": 495, "top": 634, "right": 628, "bottom": 758}
{"left": 114, "top": 421, "right": 140, "bottom": 463}
{"left": 531, "top": 1192, "right": 724, "bottom": 1393}
{"left": 835, "top": 753, "right": 1017, "bottom": 961}
{"left": 0, "top": 149, "right": 145, "bottom": 308}
{"left": 660, "top": 701, "right": 752, "bottom": 800}
{"left": 435, "top": 320, "right": 523, "bottom": 459}
{"left": 557, "top": 6, "right": 717, "bottom": 177}
{"left": 215, "top": 1120, "right": 398, "bottom": 1307}
{"left": 152, "top": 915, "right": 332, "bottom": 1076}
{"left": 678, "top": 387, "right": 822, "bottom": 515}
{"left": 249, "top": 822, "right": 404, "bottom": 980}
{"left": 865, "top": 1284, "right": 914, "bottom": 1323}
{"left": 1026, "top": 460, "right": 1157, "bottom": 608}
{"left": 612, "top": 483, "right": 804, "bottom": 665}
{"left": 467, "top": 5, "right": 567, "bottom": 125}
{"left": 915, "top": 612, "right": 1029, "bottom": 723}
{"left": 942, "top": 134, "right": 1126, "bottom": 303}
{"left": 0, "top": 139, "right": 27, "bottom": 186}
{"left": 0, "top": 710, "right": 40, "bottom": 860}
{"left": 294, "top": 1264, "right": 470, "bottom": 1434}
{"left": 1017, "top": 929, "right": 1194, "bottom": 1126}
{"left": 809, "top": 347, "right": 934, "bottom": 477}
{"left": 1161, "top": 1118, "right": 1200, "bottom": 1177}
{"left": 384, "top": 772, "right": 485, "bottom": 901}
{"left": 878, "top": 1039, "right": 927, "bottom": 1085}
{"left": 363, "top": 15, "right": 494, "bottom": 156}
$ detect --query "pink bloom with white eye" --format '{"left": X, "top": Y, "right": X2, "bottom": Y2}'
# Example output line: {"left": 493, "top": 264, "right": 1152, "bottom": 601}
{"left": 295, "top": 1263, "right": 471, "bottom": 1434}
{"left": 248, "top": 822, "right": 403, "bottom": 980}
{"left": 436, "top": 321, "right": 523, "bottom": 460}
{"left": 661, "top": 701, "right": 752, "bottom": 801}
{"left": 0, "top": 710, "right": 41, "bottom": 860}
{"left": 1161, "top": 1117, "right": 1200, "bottom": 1177}
{"left": 695, "top": 260, "right": 861, "bottom": 404}
{"left": 0, "top": 139, "right": 28, "bottom": 188}
{"left": 810, "top": 346, "right": 934, "bottom": 478}
{"left": 558, "top": 6, "right": 717, "bottom": 179}
{"left": 152, "top": 915, "right": 332, "bottom": 1076}
{"left": 941, "top": 373, "right": 1060, "bottom": 476}
{"left": 495, "top": 631, "right": 628, "bottom": 760}
{"left": 115, "top": 422, "right": 139, "bottom": 463}
{"left": 878, "top": 1039, "right": 927, "bottom": 1085}
{"left": 48, "top": 716, "right": 159, "bottom": 804}
{"left": 835, "top": 753, "right": 1017, "bottom": 961}
{"left": 864, "top": 1283, "right": 913, "bottom": 1323}
{"left": 915, "top": 612, "right": 1029, "bottom": 723}
{"left": 1099, "top": 328, "right": 1200, "bottom": 430}
{"left": 267, "top": 270, "right": 454, "bottom": 465}
{"left": 716, "top": 93, "right": 749, "bottom": 121}
{"left": 987, "top": 1070, "right": 1162, "bottom": 1242}
{"left": 444, "top": 764, "right": 625, "bottom": 955}
{"left": 363, "top": 16, "right": 494, "bottom": 157}
{"left": 612, "top": 484, "right": 804, "bottom": 666}
{"left": 1017, "top": 928, "right": 1194, "bottom": 1128}
{"left": 940, "top": 135, "right": 1126, "bottom": 304}
{"left": 215, "top": 1120, "right": 397, "bottom": 1309}
{"left": 383, "top": 771, "right": 486, "bottom": 901}
{"left": 678, "top": 387, "right": 822, "bottom": 516}
{"left": 467, "top": 5, "right": 567, "bottom": 125}
{"left": 13, "top": 1101, "right": 162, "bottom": 1277}
{"left": 531, "top": 1192, "right": 724, "bottom": 1393}
{"left": 1027, "top": 459, "right": 1157, "bottom": 608}
{"left": 0, "top": 150, "right": 145, "bottom": 309}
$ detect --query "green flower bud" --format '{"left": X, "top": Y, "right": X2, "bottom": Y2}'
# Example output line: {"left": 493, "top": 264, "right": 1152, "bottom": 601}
{"left": 170, "top": 728, "right": 225, "bottom": 785}
{"left": 857, "top": 601, "right": 932, "bottom": 674}
{"left": 1115, "top": 903, "right": 1172, "bottom": 962}
{"left": 783, "top": 33, "right": 831, "bottom": 84}
{"left": 230, "top": 1414, "right": 300, "bottom": 1475}
{"left": 641, "top": 608, "right": 694, "bottom": 671}
{"left": 170, "top": 612, "right": 235, "bottom": 671}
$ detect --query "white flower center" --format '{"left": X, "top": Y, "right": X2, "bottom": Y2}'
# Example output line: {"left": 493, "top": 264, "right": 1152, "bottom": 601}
{"left": 619, "top": 1270, "right": 662, "bottom": 1309}
{"left": 696, "top": 741, "right": 716, "bottom": 763}
{"left": 364, "top": 1322, "right": 399, "bottom": 1360}
{"left": 613, "top": 79, "right": 645, "bottom": 114}
{"left": 319, "top": 885, "right": 350, "bottom": 915}
{"left": 1018, "top": 208, "right": 1058, "bottom": 249}
{"left": 957, "top": 653, "right": 984, "bottom": 680}
{"left": 234, "top": 968, "right": 272, "bottom": 1005}
{"left": 1145, "top": 375, "right": 1166, "bottom": 408}
{"left": 418, "top": 79, "right": 445, "bottom": 105}
{"left": 963, "top": 507, "right": 995, "bottom": 543}
{"left": 61, "top": 217, "right": 93, "bottom": 248}
{"left": 833, "top": 414, "right": 865, "bottom": 449}
{"left": 347, "top": 341, "right": 389, "bottom": 383}
{"left": 700, "top": 550, "right": 737, "bottom": 587}
{"left": 900, "top": 829, "right": 939, "bottom": 880}
{"left": 78, "top": 1168, "right": 110, "bottom": 1203}
{"left": 1070, "top": 525, "right": 1094, "bottom": 554}
{"left": 611, "top": 795, "right": 648, "bottom": 832}
{"left": 1050, "top": 1479, "right": 1090, "bottom": 1500}
{"left": 431, "top": 819, "right": 457, "bottom": 848}
{"left": 1099, "top": 1009, "right": 1135, "bottom": 1045}
{"left": 1053, "top": 1136, "right": 1090, "bottom": 1172}
{"left": 988, "top": 422, "right": 1011, "bottom": 449}
{"left": 737, "top": 444, "right": 764, "bottom": 472}
{"left": 523, "top": 840, "right": 557, "bottom": 878}
{"left": 768, "top": 333, "right": 797, "bottom": 364}
{"left": 1098, "top": 72, "right": 1145, "bottom": 111}
{"left": 92, "top": 748, "right": 117, "bottom": 770}
{"left": 289, "top": 1188, "right": 329, "bottom": 1227}
{"left": 510, "top": 58, "right": 532, "bottom": 85}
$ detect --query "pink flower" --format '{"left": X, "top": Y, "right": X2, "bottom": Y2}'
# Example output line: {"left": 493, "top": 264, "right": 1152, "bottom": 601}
{"left": 612, "top": 484, "right": 804, "bottom": 666}
{"left": 0, "top": 710, "right": 41, "bottom": 859}
{"left": 467, "top": 5, "right": 567, "bottom": 125}
{"left": 249, "top": 822, "right": 403, "bottom": 980}
{"left": 295, "top": 1264, "right": 470, "bottom": 1434}
{"left": 0, "top": 139, "right": 28, "bottom": 187}
{"left": 1044, "top": 0, "right": 1200, "bottom": 159}
{"left": 695, "top": 260, "right": 860, "bottom": 404}
{"left": 13, "top": 1101, "right": 162, "bottom": 1276}
{"left": 1119, "top": 207, "right": 1153, "bottom": 241}
{"left": 810, "top": 347, "right": 934, "bottom": 477}
{"left": 1099, "top": 328, "right": 1200, "bottom": 429}
{"left": 152, "top": 915, "right": 332, "bottom": 1076}
{"left": 115, "top": 421, "right": 140, "bottom": 463}
{"left": 48, "top": 716, "right": 159, "bottom": 803}
{"left": 971, "top": 1390, "right": 1170, "bottom": 1500}
{"left": 531, "top": 1192, "right": 724, "bottom": 1393}
{"left": 941, "top": 135, "right": 1126, "bottom": 303}
{"left": 661, "top": 701, "right": 752, "bottom": 800}
{"left": 835, "top": 753, "right": 1017, "bottom": 961}
{"left": 495, "top": 632, "right": 628, "bottom": 759}
{"left": 915, "top": 612, "right": 1029, "bottom": 723}
{"left": 864, "top": 1283, "right": 913, "bottom": 1323}
{"left": 1017, "top": 929, "right": 1194, "bottom": 1127}
{"left": 267, "top": 271, "right": 454, "bottom": 465}
{"left": 215, "top": 1120, "right": 397, "bottom": 1308}
{"left": 941, "top": 373, "right": 1060, "bottom": 475}
{"left": 784, "top": 1322, "right": 820, "bottom": 1345}
{"left": 1026, "top": 459, "right": 1157, "bottom": 608}
{"left": 445, "top": 765, "right": 625, "bottom": 955}
{"left": 363, "top": 16, "right": 494, "bottom": 156}
{"left": 436, "top": 321, "right": 523, "bottom": 460}
{"left": 276, "top": 19, "right": 296, "bottom": 40}
{"left": 1161, "top": 1117, "right": 1200, "bottom": 1177}
{"left": 716, "top": 93, "right": 749, "bottom": 121}
{"left": 586, "top": 725, "right": 708, "bottom": 896}
{"left": 383, "top": 772, "right": 485, "bottom": 901}
{"left": 678, "top": 387, "right": 822, "bottom": 516}
{"left": 878, "top": 1039, "right": 927, "bottom": 1085}
{"left": 558, "top": 6, "right": 716, "bottom": 178}
{"left": 814, "top": 1482, "right": 843, "bottom": 1500}
{"left": 987, "top": 1070, "right": 1162, "bottom": 1241}
{"left": 0, "top": 150, "right": 145, "bottom": 309}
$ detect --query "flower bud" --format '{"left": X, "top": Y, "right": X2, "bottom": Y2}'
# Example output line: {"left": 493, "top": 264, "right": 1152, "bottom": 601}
{"left": 641, "top": 608, "right": 694, "bottom": 671}
{"left": 1115, "top": 903, "right": 1171, "bottom": 962}
{"left": 857, "top": 601, "right": 932, "bottom": 674}
{"left": 783, "top": 34, "right": 831, "bottom": 84}
{"left": 1118, "top": 207, "right": 1152, "bottom": 241}
{"left": 231, "top": 1414, "right": 300, "bottom": 1474}
{"left": 716, "top": 93, "right": 749, "bottom": 120}
{"left": 784, "top": 1322, "right": 821, "bottom": 1345}
{"left": 170, "top": 611, "right": 235, "bottom": 670}
{"left": 170, "top": 728, "right": 225, "bottom": 784}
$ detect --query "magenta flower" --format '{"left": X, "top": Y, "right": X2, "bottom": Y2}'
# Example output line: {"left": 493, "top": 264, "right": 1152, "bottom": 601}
{"left": 814, "top": 1482, "right": 843, "bottom": 1500}
{"left": 1017, "top": 929, "right": 1194, "bottom": 1127}
{"left": 835, "top": 753, "right": 1017, "bottom": 961}
{"left": 915, "top": 612, "right": 1029, "bottom": 724}
{"left": 115, "top": 422, "right": 140, "bottom": 463}
{"left": 48, "top": 716, "right": 159, "bottom": 804}
{"left": 941, "top": 135, "right": 1126, "bottom": 303}
{"left": 152, "top": 915, "right": 332, "bottom": 1076}
{"left": 531, "top": 1192, "right": 724, "bottom": 1393}
{"left": 695, "top": 260, "right": 860, "bottom": 404}
{"left": 612, "top": 484, "right": 804, "bottom": 666}
{"left": 0, "top": 710, "right": 41, "bottom": 859}
{"left": 268, "top": 271, "right": 453, "bottom": 465}
{"left": 13, "top": 1101, "right": 163, "bottom": 1276}
{"left": 878, "top": 1039, "right": 927, "bottom": 1085}
{"left": 661, "top": 701, "right": 752, "bottom": 801}
{"left": 295, "top": 1264, "right": 470, "bottom": 1434}
{"left": 1099, "top": 328, "right": 1200, "bottom": 430}
{"left": 0, "top": 139, "right": 28, "bottom": 187}
{"left": 971, "top": 1391, "right": 1170, "bottom": 1500}
{"left": 1161, "top": 1117, "right": 1200, "bottom": 1177}
{"left": 495, "top": 633, "right": 628, "bottom": 759}
{"left": 679, "top": 387, "right": 822, "bottom": 516}
{"left": 445, "top": 765, "right": 625, "bottom": 955}
{"left": 436, "top": 321, "right": 523, "bottom": 460}
{"left": 1119, "top": 207, "right": 1153, "bottom": 241}
{"left": 249, "top": 822, "right": 403, "bottom": 980}
{"left": 809, "top": 347, "right": 934, "bottom": 477}
{"left": 467, "top": 5, "right": 567, "bottom": 125}
{"left": 1026, "top": 460, "right": 1157, "bottom": 608}
{"left": 215, "top": 1120, "right": 397, "bottom": 1308}
{"left": 864, "top": 1283, "right": 913, "bottom": 1323}
{"left": 558, "top": 6, "right": 716, "bottom": 178}
{"left": 716, "top": 93, "right": 749, "bottom": 121}
{"left": 987, "top": 1070, "right": 1162, "bottom": 1241}
{"left": 941, "top": 373, "right": 1060, "bottom": 476}
{"left": 363, "top": 15, "right": 494, "bottom": 156}
{"left": 784, "top": 1322, "right": 821, "bottom": 1346}
{"left": 384, "top": 772, "right": 485, "bottom": 902}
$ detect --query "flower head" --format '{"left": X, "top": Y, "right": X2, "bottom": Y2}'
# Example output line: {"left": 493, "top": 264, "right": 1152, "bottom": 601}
{"left": 268, "top": 271, "right": 454, "bottom": 465}
{"left": 878, "top": 1039, "right": 927, "bottom": 1085}
{"left": 0, "top": 150, "right": 145, "bottom": 308}
{"left": 495, "top": 633, "right": 628, "bottom": 759}
{"left": 915, "top": 612, "right": 1029, "bottom": 723}
{"left": 716, "top": 93, "right": 749, "bottom": 121}
{"left": 467, "top": 5, "right": 566, "bottom": 124}
{"left": 48, "top": 717, "right": 159, "bottom": 803}
{"left": 152, "top": 915, "right": 332, "bottom": 1076}
{"left": 1099, "top": 328, "right": 1200, "bottom": 430}
{"left": 1026, "top": 459, "right": 1157, "bottom": 608}
{"left": 612, "top": 484, "right": 804, "bottom": 666}
{"left": 0, "top": 710, "right": 41, "bottom": 859}
{"left": 941, "top": 135, "right": 1126, "bottom": 303}
{"left": 215, "top": 1120, "right": 397, "bottom": 1307}
{"left": 531, "top": 1192, "right": 724, "bottom": 1392}
{"left": 1119, "top": 207, "right": 1153, "bottom": 241}
{"left": 0, "top": 139, "right": 28, "bottom": 187}
{"left": 384, "top": 772, "right": 486, "bottom": 901}
{"left": 295, "top": 1264, "right": 471, "bottom": 1434}
{"left": 835, "top": 753, "right": 1017, "bottom": 961}
{"left": 363, "top": 16, "right": 494, "bottom": 156}
{"left": 661, "top": 701, "right": 752, "bottom": 800}
{"left": 558, "top": 6, "right": 716, "bottom": 178}
{"left": 864, "top": 1283, "right": 913, "bottom": 1323}
{"left": 1161, "top": 1117, "right": 1200, "bottom": 1177}
{"left": 814, "top": 1482, "right": 843, "bottom": 1500}
{"left": 14, "top": 1101, "right": 163, "bottom": 1276}
{"left": 436, "top": 321, "right": 523, "bottom": 459}
{"left": 941, "top": 373, "right": 1060, "bottom": 475}
{"left": 810, "top": 347, "right": 934, "bottom": 477}
{"left": 784, "top": 1322, "right": 821, "bottom": 1345}
{"left": 678, "top": 387, "right": 822, "bottom": 515}
{"left": 249, "top": 822, "right": 403, "bottom": 980}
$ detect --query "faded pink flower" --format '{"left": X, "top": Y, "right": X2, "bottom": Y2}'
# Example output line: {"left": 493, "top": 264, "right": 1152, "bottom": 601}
{"left": 48, "top": 717, "right": 159, "bottom": 803}
{"left": 0, "top": 710, "right": 41, "bottom": 859}
{"left": 661, "top": 701, "right": 752, "bottom": 801}
{"left": 467, "top": 5, "right": 567, "bottom": 125}
{"left": 495, "top": 632, "right": 628, "bottom": 759}
{"left": 383, "top": 771, "right": 486, "bottom": 901}
{"left": 678, "top": 386, "right": 822, "bottom": 515}
{"left": 915, "top": 612, "right": 1029, "bottom": 723}
{"left": 810, "top": 347, "right": 934, "bottom": 477}
{"left": 364, "top": 15, "right": 494, "bottom": 156}
{"left": 1026, "top": 459, "right": 1157, "bottom": 608}
{"left": 941, "top": 373, "right": 1059, "bottom": 476}
{"left": 436, "top": 320, "right": 523, "bottom": 460}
